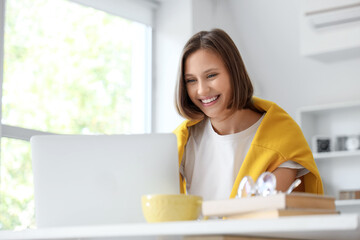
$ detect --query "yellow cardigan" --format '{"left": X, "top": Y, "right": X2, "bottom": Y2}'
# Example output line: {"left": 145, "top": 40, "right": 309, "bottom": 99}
{"left": 173, "top": 97, "right": 324, "bottom": 197}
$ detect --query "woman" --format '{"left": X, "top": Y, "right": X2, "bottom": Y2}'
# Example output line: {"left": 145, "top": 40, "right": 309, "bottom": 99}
{"left": 174, "top": 28, "right": 323, "bottom": 201}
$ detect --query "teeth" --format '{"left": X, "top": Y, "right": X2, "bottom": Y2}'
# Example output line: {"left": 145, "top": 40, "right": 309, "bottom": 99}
{"left": 201, "top": 96, "right": 218, "bottom": 104}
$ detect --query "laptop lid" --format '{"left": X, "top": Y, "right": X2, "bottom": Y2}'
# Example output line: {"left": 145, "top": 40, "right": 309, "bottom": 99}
{"left": 31, "top": 134, "right": 180, "bottom": 228}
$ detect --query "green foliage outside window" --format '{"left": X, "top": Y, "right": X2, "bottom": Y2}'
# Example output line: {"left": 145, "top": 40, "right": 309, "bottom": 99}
{"left": 1, "top": 0, "right": 145, "bottom": 229}
{"left": 0, "top": 139, "right": 34, "bottom": 230}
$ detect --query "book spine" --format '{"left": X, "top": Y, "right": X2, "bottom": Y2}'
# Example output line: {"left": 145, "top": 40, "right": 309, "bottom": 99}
{"left": 202, "top": 195, "right": 286, "bottom": 216}
{"left": 286, "top": 196, "right": 336, "bottom": 210}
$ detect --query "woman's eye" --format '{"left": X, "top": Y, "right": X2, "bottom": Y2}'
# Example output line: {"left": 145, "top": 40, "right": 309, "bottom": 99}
{"left": 186, "top": 79, "right": 196, "bottom": 83}
{"left": 207, "top": 73, "right": 217, "bottom": 78}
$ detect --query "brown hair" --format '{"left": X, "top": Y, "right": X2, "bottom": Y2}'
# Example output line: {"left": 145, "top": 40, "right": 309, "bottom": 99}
{"left": 175, "top": 28, "right": 259, "bottom": 120}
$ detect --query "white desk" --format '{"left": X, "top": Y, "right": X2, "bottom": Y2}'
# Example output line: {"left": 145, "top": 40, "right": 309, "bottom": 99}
{"left": 0, "top": 214, "right": 359, "bottom": 240}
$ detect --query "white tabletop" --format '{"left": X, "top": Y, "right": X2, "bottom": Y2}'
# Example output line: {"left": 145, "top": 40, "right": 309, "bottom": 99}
{"left": 0, "top": 214, "right": 359, "bottom": 240}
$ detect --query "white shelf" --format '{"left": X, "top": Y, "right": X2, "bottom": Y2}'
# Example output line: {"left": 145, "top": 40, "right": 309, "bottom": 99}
{"left": 336, "top": 199, "right": 360, "bottom": 206}
{"left": 298, "top": 100, "right": 360, "bottom": 114}
{"left": 298, "top": 101, "right": 360, "bottom": 197}
{"left": 314, "top": 150, "right": 360, "bottom": 160}
{"left": 336, "top": 200, "right": 360, "bottom": 214}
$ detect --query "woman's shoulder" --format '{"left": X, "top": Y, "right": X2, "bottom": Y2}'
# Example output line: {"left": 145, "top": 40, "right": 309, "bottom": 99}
{"left": 173, "top": 119, "right": 202, "bottom": 135}
{"left": 252, "top": 98, "right": 311, "bottom": 159}
{"left": 252, "top": 97, "right": 282, "bottom": 112}
{"left": 252, "top": 97, "right": 297, "bottom": 128}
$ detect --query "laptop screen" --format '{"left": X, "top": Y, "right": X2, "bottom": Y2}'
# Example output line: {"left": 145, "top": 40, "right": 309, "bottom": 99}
{"left": 31, "top": 134, "right": 180, "bottom": 228}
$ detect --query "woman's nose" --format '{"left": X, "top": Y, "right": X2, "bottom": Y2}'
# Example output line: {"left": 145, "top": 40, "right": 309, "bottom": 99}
{"left": 197, "top": 80, "right": 210, "bottom": 95}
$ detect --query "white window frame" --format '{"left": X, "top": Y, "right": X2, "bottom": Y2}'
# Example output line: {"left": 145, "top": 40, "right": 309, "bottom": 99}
{"left": 0, "top": 0, "right": 156, "bottom": 145}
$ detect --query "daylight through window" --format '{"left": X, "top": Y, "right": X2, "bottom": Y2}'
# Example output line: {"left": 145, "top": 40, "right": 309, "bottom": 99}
{"left": 0, "top": 0, "right": 152, "bottom": 230}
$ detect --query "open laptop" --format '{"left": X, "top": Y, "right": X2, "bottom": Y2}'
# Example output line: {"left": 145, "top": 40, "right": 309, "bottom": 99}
{"left": 31, "top": 134, "right": 180, "bottom": 228}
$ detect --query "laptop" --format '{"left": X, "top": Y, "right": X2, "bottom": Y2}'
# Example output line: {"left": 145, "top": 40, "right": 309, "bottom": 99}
{"left": 31, "top": 134, "right": 180, "bottom": 228}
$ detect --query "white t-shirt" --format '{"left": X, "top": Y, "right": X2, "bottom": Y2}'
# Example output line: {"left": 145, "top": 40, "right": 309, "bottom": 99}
{"left": 179, "top": 115, "right": 309, "bottom": 201}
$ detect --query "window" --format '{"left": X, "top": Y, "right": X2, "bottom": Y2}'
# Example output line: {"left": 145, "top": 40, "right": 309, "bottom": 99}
{"left": 0, "top": 0, "right": 153, "bottom": 230}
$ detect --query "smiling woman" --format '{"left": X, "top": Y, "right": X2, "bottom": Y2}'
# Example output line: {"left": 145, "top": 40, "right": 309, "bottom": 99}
{"left": 174, "top": 29, "right": 323, "bottom": 201}
{"left": 0, "top": 0, "right": 152, "bottom": 230}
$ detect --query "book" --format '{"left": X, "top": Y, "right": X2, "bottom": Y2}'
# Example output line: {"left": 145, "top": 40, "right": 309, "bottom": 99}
{"left": 225, "top": 208, "right": 339, "bottom": 220}
{"left": 202, "top": 193, "right": 335, "bottom": 217}
{"left": 339, "top": 190, "right": 360, "bottom": 200}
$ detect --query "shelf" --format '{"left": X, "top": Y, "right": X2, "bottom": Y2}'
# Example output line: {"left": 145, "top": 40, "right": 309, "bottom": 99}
{"left": 314, "top": 150, "right": 360, "bottom": 160}
{"left": 336, "top": 199, "right": 360, "bottom": 206}
{"left": 298, "top": 101, "right": 360, "bottom": 114}
{"left": 298, "top": 100, "right": 360, "bottom": 198}
{"left": 336, "top": 200, "right": 360, "bottom": 214}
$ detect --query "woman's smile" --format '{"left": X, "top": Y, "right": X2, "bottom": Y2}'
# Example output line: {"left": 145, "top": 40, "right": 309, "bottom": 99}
{"left": 199, "top": 95, "right": 220, "bottom": 106}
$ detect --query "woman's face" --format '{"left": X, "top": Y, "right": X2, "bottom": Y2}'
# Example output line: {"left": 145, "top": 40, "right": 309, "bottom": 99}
{"left": 184, "top": 49, "right": 232, "bottom": 120}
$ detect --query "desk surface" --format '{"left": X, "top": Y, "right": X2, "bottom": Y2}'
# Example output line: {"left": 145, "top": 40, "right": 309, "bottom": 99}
{"left": 0, "top": 214, "right": 359, "bottom": 240}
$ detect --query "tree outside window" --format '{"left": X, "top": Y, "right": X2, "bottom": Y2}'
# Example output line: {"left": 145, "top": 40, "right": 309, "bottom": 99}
{"left": 0, "top": 0, "right": 151, "bottom": 230}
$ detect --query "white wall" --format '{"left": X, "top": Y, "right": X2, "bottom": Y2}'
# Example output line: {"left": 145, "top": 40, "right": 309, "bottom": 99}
{"left": 227, "top": 0, "right": 360, "bottom": 119}
{"left": 153, "top": 0, "right": 192, "bottom": 133}
{"left": 153, "top": 0, "right": 360, "bottom": 132}
{"left": 153, "top": 0, "right": 240, "bottom": 132}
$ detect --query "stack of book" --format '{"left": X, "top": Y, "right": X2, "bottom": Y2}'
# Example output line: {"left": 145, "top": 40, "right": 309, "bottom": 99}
{"left": 202, "top": 193, "right": 338, "bottom": 219}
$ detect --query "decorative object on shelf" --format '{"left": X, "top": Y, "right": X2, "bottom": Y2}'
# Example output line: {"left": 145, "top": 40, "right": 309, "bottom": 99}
{"left": 339, "top": 190, "right": 360, "bottom": 200}
{"left": 312, "top": 135, "right": 331, "bottom": 153}
{"left": 346, "top": 135, "right": 360, "bottom": 151}
{"left": 336, "top": 135, "right": 360, "bottom": 151}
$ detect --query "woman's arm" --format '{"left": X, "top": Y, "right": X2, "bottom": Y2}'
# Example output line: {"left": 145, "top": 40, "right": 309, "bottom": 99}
{"left": 272, "top": 168, "right": 297, "bottom": 192}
